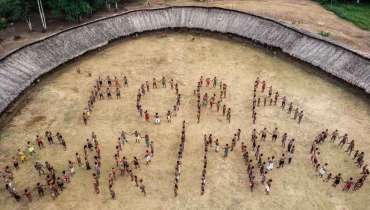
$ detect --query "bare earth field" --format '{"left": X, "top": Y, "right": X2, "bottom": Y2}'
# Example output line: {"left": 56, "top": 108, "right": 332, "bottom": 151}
{"left": 0, "top": 32, "right": 369, "bottom": 210}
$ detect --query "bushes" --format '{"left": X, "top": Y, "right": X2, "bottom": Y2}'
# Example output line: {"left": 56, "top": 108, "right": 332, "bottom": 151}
{"left": 49, "top": 0, "right": 121, "bottom": 22}
{"left": 318, "top": 31, "right": 330, "bottom": 37}
{"left": 0, "top": 0, "right": 28, "bottom": 22}
{"left": 88, "top": 0, "right": 106, "bottom": 10}
{"left": 47, "top": 0, "right": 94, "bottom": 22}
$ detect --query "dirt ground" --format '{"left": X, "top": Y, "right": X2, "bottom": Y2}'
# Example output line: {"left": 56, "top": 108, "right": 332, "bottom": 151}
{"left": 0, "top": 0, "right": 370, "bottom": 58}
{"left": 0, "top": 32, "right": 369, "bottom": 210}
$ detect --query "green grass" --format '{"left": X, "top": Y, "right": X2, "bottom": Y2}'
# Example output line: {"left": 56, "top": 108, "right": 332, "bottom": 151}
{"left": 319, "top": 2, "right": 370, "bottom": 30}
{"left": 318, "top": 31, "right": 331, "bottom": 37}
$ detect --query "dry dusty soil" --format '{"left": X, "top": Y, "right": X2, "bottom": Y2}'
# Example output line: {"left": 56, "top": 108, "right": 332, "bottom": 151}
{"left": 0, "top": 31, "right": 369, "bottom": 210}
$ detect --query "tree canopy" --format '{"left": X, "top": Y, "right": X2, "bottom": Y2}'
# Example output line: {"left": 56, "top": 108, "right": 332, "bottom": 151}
{"left": 0, "top": 0, "right": 119, "bottom": 30}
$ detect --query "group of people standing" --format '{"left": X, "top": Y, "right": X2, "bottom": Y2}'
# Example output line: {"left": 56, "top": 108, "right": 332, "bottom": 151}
{"left": 201, "top": 133, "right": 210, "bottom": 195}
{"left": 310, "top": 129, "right": 368, "bottom": 191}
{"left": 253, "top": 77, "right": 304, "bottom": 124}
{"left": 241, "top": 141, "right": 273, "bottom": 194}
{"left": 2, "top": 131, "right": 72, "bottom": 202}
{"left": 109, "top": 131, "right": 150, "bottom": 199}
{"left": 194, "top": 76, "right": 231, "bottom": 123}
{"left": 199, "top": 129, "right": 241, "bottom": 195}
{"left": 82, "top": 75, "right": 128, "bottom": 125}
{"left": 136, "top": 76, "right": 180, "bottom": 124}
{"left": 4, "top": 74, "right": 369, "bottom": 205}
{"left": 250, "top": 128, "right": 295, "bottom": 152}
{"left": 174, "top": 121, "right": 186, "bottom": 197}
{"left": 81, "top": 132, "right": 102, "bottom": 194}
{"left": 245, "top": 128, "right": 295, "bottom": 194}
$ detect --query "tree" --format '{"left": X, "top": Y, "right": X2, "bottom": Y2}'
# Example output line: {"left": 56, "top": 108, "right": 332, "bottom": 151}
{"left": 105, "top": 0, "right": 110, "bottom": 9}
{"left": 0, "top": 0, "right": 121, "bottom": 31}
{"left": 0, "top": 37, "right": 4, "bottom": 50}
{"left": 0, "top": 0, "right": 36, "bottom": 32}
{"left": 112, "top": 0, "right": 121, "bottom": 10}
{"left": 0, "top": 18, "right": 6, "bottom": 30}
{"left": 37, "top": 0, "right": 47, "bottom": 32}
{"left": 47, "top": 0, "right": 93, "bottom": 23}
{"left": 0, "top": 0, "right": 25, "bottom": 22}
{"left": 87, "top": 0, "right": 105, "bottom": 10}
{"left": 24, "top": 0, "right": 34, "bottom": 32}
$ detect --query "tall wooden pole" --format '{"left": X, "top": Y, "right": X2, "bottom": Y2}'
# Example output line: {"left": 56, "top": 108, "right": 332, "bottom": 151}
{"left": 37, "top": 0, "right": 47, "bottom": 32}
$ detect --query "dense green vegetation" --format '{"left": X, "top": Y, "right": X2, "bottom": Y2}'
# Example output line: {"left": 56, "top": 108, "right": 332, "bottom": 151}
{"left": 0, "top": 0, "right": 369, "bottom": 31}
{"left": 318, "top": 31, "right": 331, "bottom": 37}
{"left": 0, "top": 0, "right": 121, "bottom": 31}
{"left": 314, "top": 0, "right": 370, "bottom": 30}
{"left": 0, "top": 18, "right": 6, "bottom": 30}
